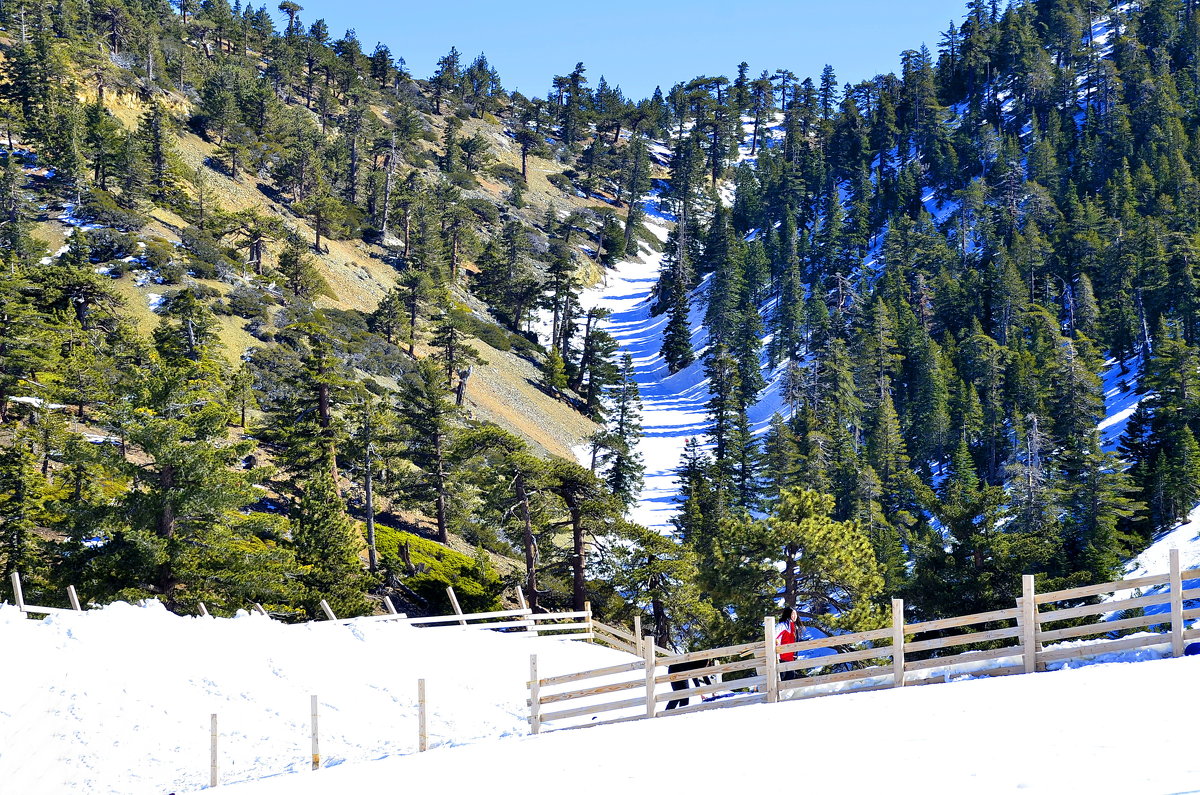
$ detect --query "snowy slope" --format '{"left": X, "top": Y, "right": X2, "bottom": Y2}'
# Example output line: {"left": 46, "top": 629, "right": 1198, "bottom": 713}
{"left": 575, "top": 222, "right": 792, "bottom": 531}
{"left": 0, "top": 604, "right": 633, "bottom": 795}
{"left": 3, "top": 594, "right": 1197, "bottom": 793}
{"left": 211, "top": 653, "right": 1200, "bottom": 795}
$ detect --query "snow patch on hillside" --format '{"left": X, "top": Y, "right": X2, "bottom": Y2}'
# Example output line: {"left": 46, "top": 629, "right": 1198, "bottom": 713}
{"left": 1098, "top": 355, "right": 1143, "bottom": 453}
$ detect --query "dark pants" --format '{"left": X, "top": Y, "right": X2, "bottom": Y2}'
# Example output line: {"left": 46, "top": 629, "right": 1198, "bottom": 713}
{"left": 780, "top": 669, "right": 801, "bottom": 682}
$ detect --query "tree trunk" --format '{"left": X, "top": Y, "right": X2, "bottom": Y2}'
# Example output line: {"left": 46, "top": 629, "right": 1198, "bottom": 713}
{"left": 651, "top": 589, "right": 669, "bottom": 649}
{"left": 365, "top": 439, "right": 377, "bottom": 573}
{"left": 433, "top": 430, "right": 449, "bottom": 544}
{"left": 381, "top": 135, "right": 395, "bottom": 240}
{"left": 516, "top": 473, "right": 537, "bottom": 612}
{"left": 568, "top": 499, "right": 586, "bottom": 611}
{"left": 157, "top": 464, "right": 177, "bottom": 605}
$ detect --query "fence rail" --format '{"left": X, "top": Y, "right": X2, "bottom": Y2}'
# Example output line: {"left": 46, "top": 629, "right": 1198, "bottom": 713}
{"left": 527, "top": 549, "right": 1200, "bottom": 734}
{"left": 3, "top": 573, "right": 601, "bottom": 643}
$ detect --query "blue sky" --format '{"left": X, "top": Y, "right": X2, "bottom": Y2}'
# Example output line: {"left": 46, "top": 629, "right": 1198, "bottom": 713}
{"left": 291, "top": 0, "right": 968, "bottom": 99}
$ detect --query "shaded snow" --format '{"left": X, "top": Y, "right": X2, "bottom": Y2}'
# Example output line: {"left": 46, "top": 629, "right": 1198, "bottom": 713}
{"left": 1098, "top": 355, "right": 1144, "bottom": 453}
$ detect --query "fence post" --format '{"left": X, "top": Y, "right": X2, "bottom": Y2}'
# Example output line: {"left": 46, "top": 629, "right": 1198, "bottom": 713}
{"left": 10, "top": 572, "right": 24, "bottom": 612}
{"left": 1170, "top": 548, "right": 1184, "bottom": 658}
{"left": 764, "top": 615, "right": 778, "bottom": 704}
{"left": 253, "top": 603, "right": 268, "bottom": 618}
{"left": 319, "top": 600, "right": 336, "bottom": 621}
{"left": 1021, "top": 575, "right": 1038, "bottom": 674}
{"left": 310, "top": 695, "right": 320, "bottom": 770}
{"left": 197, "top": 602, "right": 210, "bottom": 618}
{"left": 643, "top": 636, "right": 656, "bottom": 718}
{"left": 891, "top": 598, "right": 906, "bottom": 688}
{"left": 417, "top": 678, "right": 428, "bottom": 751}
{"left": 633, "top": 616, "right": 642, "bottom": 656}
{"left": 583, "top": 600, "right": 593, "bottom": 641}
{"left": 515, "top": 587, "right": 528, "bottom": 611}
{"left": 383, "top": 596, "right": 398, "bottom": 615}
{"left": 446, "top": 587, "right": 467, "bottom": 626}
{"left": 210, "top": 713, "right": 219, "bottom": 787}
{"left": 67, "top": 586, "right": 82, "bottom": 612}
{"left": 528, "top": 655, "right": 541, "bottom": 735}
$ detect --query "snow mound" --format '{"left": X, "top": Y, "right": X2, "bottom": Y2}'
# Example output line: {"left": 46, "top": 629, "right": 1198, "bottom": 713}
{"left": 209, "top": 653, "right": 1200, "bottom": 795}
{"left": 0, "top": 602, "right": 633, "bottom": 794}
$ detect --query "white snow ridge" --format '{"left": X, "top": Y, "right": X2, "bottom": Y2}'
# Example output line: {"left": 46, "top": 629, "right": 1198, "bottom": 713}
{"left": 2, "top": 597, "right": 1199, "bottom": 794}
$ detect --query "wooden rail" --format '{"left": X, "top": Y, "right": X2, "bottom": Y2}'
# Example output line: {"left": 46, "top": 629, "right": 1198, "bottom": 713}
{"left": 526, "top": 549, "right": 1200, "bottom": 733}
{"left": 3, "top": 575, "right": 597, "bottom": 643}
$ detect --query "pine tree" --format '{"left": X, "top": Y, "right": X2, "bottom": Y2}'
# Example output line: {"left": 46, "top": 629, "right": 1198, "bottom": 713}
{"left": 600, "top": 354, "right": 644, "bottom": 509}
{"left": 0, "top": 432, "right": 48, "bottom": 582}
{"left": 598, "top": 519, "right": 712, "bottom": 649}
{"left": 661, "top": 285, "right": 694, "bottom": 373}
{"left": 291, "top": 468, "right": 370, "bottom": 618}
{"left": 768, "top": 488, "right": 886, "bottom": 632}
{"left": 429, "top": 300, "right": 484, "bottom": 392}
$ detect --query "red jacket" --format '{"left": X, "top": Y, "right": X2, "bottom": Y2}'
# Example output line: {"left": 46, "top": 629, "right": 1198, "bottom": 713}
{"left": 776, "top": 619, "right": 798, "bottom": 662}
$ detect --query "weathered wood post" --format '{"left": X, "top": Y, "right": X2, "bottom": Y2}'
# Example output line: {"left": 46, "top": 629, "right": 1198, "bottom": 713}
{"left": 310, "top": 695, "right": 320, "bottom": 770}
{"left": 1021, "top": 575, "right": 1038, "bottom": 674}
{"left": 210, "top": 713, "right": 219, "bottom": 787}
{"left": 643, "top": 636, "right": 656, "bottom": 718}
{"left": 515, "top": 587, "right": 528, "bottom": 611}
{"left": 584, "top": 600, "right": 593, "bottom": 641}
{"left": 446, "top": 586, "right": 467, "bottom": 626}
{"left": 417, "top": 679, "right": 428, "bottom": 751}
{"left": 764, "top": 615, "right": 778, "bottom": 703}
{"left": 528, "top": 655, "right": 541, "bottom": 735}
{"left": 383, "top": 596, "right": 398, "bottom": 615}
{"left": 253, "top": 603, "right": 268, "bottom": 618}
{"left": 319, "top": 600, "right": 336, "bottom": 621}
{"left": 67, "top": 585, "right": 82, "bottom": 612}
{"left": 197, "top": 602, "right": 210, "bottom": 618}
{"left": 10, "top": 572, "right": 24, "bottom": 612}
{"left": 633, "top": 616, "right": 642, "bottom": 656}
{"left": 891, "top": 598, "right": 906, "bottom": 688}
{"left": 1170, "top": 548, "right": 1185, "bottom": 658}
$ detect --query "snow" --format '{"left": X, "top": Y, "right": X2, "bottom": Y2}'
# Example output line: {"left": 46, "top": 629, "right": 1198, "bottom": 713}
{"left": 1098, "top": 355, "right": 1144, "bottom": 454}
{"left": 1123, "top": 503, "right": 1200, "bottom": 585}
{"left": 0, "top": 602, "right": 632, "bottom": 794}
{"left": 4, "top": 573, "right": 1198, "bottom": 795}
{"left": 209, "top": 651, "right": 1200, "bottom": 795}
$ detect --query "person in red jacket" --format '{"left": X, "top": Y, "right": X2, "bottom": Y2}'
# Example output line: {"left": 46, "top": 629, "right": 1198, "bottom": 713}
{"left": 776, "top": 607, "right": 802, "bottom": 682}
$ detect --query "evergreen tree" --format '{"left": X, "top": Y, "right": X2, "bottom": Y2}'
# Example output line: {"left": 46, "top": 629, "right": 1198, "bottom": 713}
{"left": 291, "top": 467, "right": 370, "bottom": 618}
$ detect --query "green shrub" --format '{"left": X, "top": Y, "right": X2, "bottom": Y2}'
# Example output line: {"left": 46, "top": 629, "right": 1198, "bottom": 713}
{"left": 86, "top": 228, "right": 138, "bottom": 261}
{"left": 78, "top": 187, "right": 146, "bottom": 231}
{"left": 488, "top": 163, "right": 525, "bottom": 186}
{"left": 180, "top": 225, "right": 239, "bottom": 279}
{"left": 547, "top": 172, "right": 575, "bottom": 193}
{"left": 375, "top": 523, "right": 510, "bottom": 615}
{"left": 461, "top": 314, "right": 543, "bottom": 358}
{"left": 226, "top": 284, "right": 272, "bottom": 320}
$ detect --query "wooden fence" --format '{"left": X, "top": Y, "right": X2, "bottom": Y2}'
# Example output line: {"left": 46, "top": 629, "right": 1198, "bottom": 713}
{"left": 3, "top": 573, "right": 597, "bottom": 641}
{"left": 528, "top": 549, "right": 1200, "bottom": 733}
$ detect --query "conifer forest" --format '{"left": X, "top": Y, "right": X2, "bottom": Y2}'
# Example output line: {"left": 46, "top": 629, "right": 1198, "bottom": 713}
{"left": 3, "top": 0, "right": 1200, "bottom": 651}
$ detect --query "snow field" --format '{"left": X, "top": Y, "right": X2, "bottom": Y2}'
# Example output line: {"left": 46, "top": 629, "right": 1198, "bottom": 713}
{"left": 0, "top": 602, "right": 633, "bottom": 795}
{"left": 209, "top": 652, "right": 1200, "bottom": 795}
